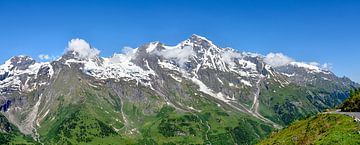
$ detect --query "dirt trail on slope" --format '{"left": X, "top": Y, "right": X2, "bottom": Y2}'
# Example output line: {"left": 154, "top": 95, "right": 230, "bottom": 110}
{"left": 335, "top": 111, "right": 360, "bottom": 121}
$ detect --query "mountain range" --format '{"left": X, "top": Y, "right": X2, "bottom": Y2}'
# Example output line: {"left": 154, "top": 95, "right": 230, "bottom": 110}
{"left": 0, "top": 34, "right": 359, "bottom": 144}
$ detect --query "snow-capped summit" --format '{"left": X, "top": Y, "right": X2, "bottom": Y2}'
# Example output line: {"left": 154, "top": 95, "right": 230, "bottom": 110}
{"left": 189, "top": 34, "right": 216, "bottom": 45}
{"left": 0, "top": 56, "right": 53, "bottom": 95}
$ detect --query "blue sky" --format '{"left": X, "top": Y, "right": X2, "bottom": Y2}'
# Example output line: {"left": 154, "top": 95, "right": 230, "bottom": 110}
{"left": 0, "top": 0, "right": 359, "bottom": 82}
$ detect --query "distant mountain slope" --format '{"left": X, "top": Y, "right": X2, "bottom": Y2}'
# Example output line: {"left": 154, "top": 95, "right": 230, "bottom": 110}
{"left": 0, "top": 35, "right": 359, "bottom": 144}
{"left": 338, "top": 89, "right": 360, "bottom": 112}
{"left": 258, "top": 114, "right": 360, "bottom": 145}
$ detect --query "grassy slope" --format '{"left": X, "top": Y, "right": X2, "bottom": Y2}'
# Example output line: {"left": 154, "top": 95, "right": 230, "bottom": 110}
{"left": 0, "top": 114, "right": 38, "bottom": 144}
{"left": 36, "top": 86, "right": 274, "bottom": 145}
{"left": 40, "top": 107, "right": 128, "bottom": 145}
{"left": 138, "top": 105, "right": 273, "bottom": 145}
{"left": 38, "top": 98, "right": 273, "bottom": 145}
{"left": 259, "top": 114, "right": 360, "bottom": 145}
{"left": 38, "top": 91, "right": 130, "bottom": 144}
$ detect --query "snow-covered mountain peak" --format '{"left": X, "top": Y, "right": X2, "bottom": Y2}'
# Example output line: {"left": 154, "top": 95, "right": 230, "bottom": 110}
{"left": 10, "top": 55, "right": 33, "bottom": 61}
{"left": 63, "top": 50, "right": 102, "bottom": 62}
{"left": 0, "top": 56, "right": 54, "bottom": 94}
{"left": 8, "top": 56, "right": 36, "bottom": 70}
{"left": 0, "top": 56, "right": 37, "bottom": 75}
{"left": 188, "top": 34, "right": 216, "bottom": 46}
{"left": 177, "top": 34, "right": 219, "bottom": 52}
{"left": 59, "top": 39, "right": 105, "bottom": 70}
{"left": 144, "top": 41, "right": 162, "bottom": 53}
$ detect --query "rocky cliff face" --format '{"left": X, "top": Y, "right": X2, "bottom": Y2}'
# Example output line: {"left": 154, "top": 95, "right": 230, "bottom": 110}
{"left": 0, "top": 35, "right": 358, "bottom": 144}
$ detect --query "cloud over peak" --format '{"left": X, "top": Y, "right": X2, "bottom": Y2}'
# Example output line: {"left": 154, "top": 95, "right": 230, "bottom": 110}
{"left": 264, "top": 52, "right": 332, "bottom": 71}
{"left": 38, "top": 54, "right": 50, "bottom": 60}
{"left": 264, "top": 53, "right": 294, "bottom": 67}
{"left": 154, "top": 46, "right": 195, "bottom": 66}
{"left": 66, "top": 38, "right": 100, "bottom": 59}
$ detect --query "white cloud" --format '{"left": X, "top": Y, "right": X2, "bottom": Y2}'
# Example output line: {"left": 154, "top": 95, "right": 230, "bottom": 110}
{"left": 66, "top": 38, "right": 100, "bottom": 59}
{"left": 309, "top": 62, "right": 320, "bottom": 67}
{"left": 38, "top": 54, "right": 58, "bottom": 61}
{"left": 264, "top": 52, "right": 332, "bottom": 71}
{"left": 302, "top": 62, "right": 332, "bottom": 70}
{"left": 38, "top": 54, "right": 50, "bottom": 60}
{"left": 155, "top": 46, "right": 195, "bottom": 66}
{"left": 107, "top": 46, "right": 138, "bottom": 63}
{"left": 220, "top": 49, "right": 243, "bottom": 66}
{"left": 321, "top": 63, "right": 332, "bottom": 70}
{"left": 264, "top": 53, "right": 294, "bottom": 67}
{"left": 121, "top": 46, "right": 137, "bottom": 56}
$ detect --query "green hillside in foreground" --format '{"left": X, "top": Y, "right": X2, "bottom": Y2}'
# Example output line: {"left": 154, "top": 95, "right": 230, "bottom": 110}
{"left": 0, "top": 114, "right": 38, "bottom": 144}
{"left": 338, "top": 89, "right": 360, "bottom": 112}
{"left": 258, "top": 114, "right": 360, "bottom": 145}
